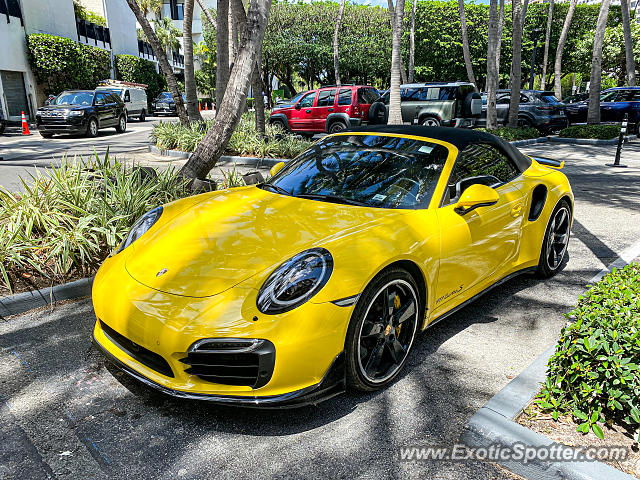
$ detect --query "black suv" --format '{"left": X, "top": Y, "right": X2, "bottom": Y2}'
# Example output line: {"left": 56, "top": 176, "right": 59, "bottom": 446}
{"left": 151, "top": 92, "right": 187, "bottom": 116}
{"left": 36, "top": 90, "right": 127, "bottom": 138}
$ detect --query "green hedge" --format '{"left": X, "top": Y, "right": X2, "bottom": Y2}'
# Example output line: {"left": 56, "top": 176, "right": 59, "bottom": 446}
{"left": 475, "top": 127, "right": 541, "bottom": 141}
{"left": 27, "top": 34, "right": 111, "bottom": 96}
{"left": 73, "top": 0, "right": 106, "bottom": 26}
{"left": 115, "top": 54, "right": 166, "bottom": 106}
{"left": 558, "top": 124, "right": 621, "bottom": 140}
{"left": 537, "top": 263, "right": 640, "bottom": 439}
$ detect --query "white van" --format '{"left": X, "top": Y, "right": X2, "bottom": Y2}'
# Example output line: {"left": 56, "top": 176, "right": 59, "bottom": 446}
{"left": 96, "top": 81, "right": 148, "bottom": 122}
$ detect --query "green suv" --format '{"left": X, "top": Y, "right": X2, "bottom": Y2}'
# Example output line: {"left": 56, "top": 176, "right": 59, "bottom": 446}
{"left": 380, "top": 81, "right": 481, "bottom": 127}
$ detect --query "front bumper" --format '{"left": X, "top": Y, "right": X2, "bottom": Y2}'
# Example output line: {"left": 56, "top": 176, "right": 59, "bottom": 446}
{"left": 36, "top": 117, "right": 87, "bottom": 133}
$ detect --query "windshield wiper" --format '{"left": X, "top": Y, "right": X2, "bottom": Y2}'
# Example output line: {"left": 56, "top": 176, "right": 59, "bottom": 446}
{"left": 260, "top": 183, "right": 291, "bottom": 196}
{"left": 295, "top": 193, "right": 369, "bottom": 207}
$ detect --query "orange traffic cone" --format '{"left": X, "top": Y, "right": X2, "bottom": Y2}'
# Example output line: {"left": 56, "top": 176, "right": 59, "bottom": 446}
{"left": 204, "top": 102, "right": 208, "bottom": 111}
{"left": 21, "top": 111, "right": 31, "bottom": 135}
{"left": 198, "top": 102, "right": 202, "bottom": 112}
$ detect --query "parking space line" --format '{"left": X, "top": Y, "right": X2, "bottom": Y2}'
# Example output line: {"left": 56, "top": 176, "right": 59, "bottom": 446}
{"left": 589, "top": 239, "right": 640, "bottom": 283}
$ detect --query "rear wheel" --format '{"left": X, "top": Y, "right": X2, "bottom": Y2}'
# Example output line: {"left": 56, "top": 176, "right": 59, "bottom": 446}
{"left": 345, "top": 267, "right": 421, "bottom": 391}
{"left": 39, "top": 132, "right": 53, "bottom": 138}
{"left": 420, "top": 116, "right": 440, "bottom": 127}
{"left": 517, "top": 116, "right": 533, "bottom": 128}
{"left": 328, "top": 120, "right": 347, "bottom": 134}
{"left": 86, "top": 118, "right": 98, "bottom": 138}
{"left": 536, "top": 200, "right": 572, "bottom": 278}
{"left": 139, "top": 109, "right": 146, "bottom": 122}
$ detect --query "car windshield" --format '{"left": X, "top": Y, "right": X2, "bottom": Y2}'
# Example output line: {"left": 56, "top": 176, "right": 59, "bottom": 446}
{"left": 52, "top": 92, "right": 94, "bottom": 106}
{"left": 157, "top": 93, "right": 172, "bottom": 100}
{"left": 97, "top": 88, "right": 123, "bottom": 96}
{"left": 263, "top": 134, "right": 450, "bottom": 209}
{"left": 541, "top": 94, "right": 562, "bottom": 104}
{"left": 358, "top": 88, "right": 380, "bottom": 104}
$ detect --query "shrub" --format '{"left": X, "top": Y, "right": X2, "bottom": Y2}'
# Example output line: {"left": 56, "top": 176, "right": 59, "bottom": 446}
{"left": 558, "top": 124, "right": 621, "bottom": 140}
{"left": 537, "top": 263, "right": 640, "bottom": 439}
{"left": 0, "top": 153, "right": 190, "bottom": 293}
{"left": 73, "top": 0, "right": 107, "bottom": 26}
{"left": 475, "top": 127, "right": 541, "bottom": 141}
{"left": 115, "top": 54, "right": 167, "bottom": 106}
{"left": 151, "top": 112, "right": 313, "bottom": 159}
{"left": 27, "top": 34, "right": 111, "bottom": 96}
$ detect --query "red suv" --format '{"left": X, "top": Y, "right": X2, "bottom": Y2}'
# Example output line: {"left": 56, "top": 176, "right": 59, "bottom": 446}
{"left": 269, "top": 85, "right": 381, "bottom": 136}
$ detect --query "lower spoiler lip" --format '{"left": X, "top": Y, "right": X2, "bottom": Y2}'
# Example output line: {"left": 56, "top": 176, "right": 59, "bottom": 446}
{"left": 532, "top": 156, "right": 564, "bottom": 169}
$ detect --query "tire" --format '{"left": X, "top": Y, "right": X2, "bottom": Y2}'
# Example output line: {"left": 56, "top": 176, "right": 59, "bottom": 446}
{"left": 0, "top": 122, "right": 5, "bottom": 135}
{"left": 86, "top": 117, "right": 98, "bottom": 138}
{"left": 115, "top": 115, "right": 127, "bottom": 133}
{"left": 328, "top": 120, "right": 348, "bottom": 134}
{"left": 420, "top": 116, "right": 440, "bottom": 127}
{"left": 536, "top": 199, "right": 572, "bottom": 278}
{"left": 345, "top": 267, "right": 422, "bottom": 392}
{"left": 39, "top": 132, "right": 53, "bottom": 138}
{"left": 270, "top": 119, "right": 287, "bottom": 132}
{"left": 517, "top": 116, "right": 533, "bottom": 128}
{"left": 139, "top": 110, "right": 146, "bottom": 122}
{"left": 368, "top": 101, "right": 388, "bottom": 125}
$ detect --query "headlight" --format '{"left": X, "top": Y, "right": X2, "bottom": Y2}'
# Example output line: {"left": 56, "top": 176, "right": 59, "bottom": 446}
{"left": 117, "top": 206, "right": 163, "bottom": 253}
{"left": 68, "top": 110, "right": 84, "bottom": 116}
{"left": 257, "top": 248, "right": 333, "bottom": 314}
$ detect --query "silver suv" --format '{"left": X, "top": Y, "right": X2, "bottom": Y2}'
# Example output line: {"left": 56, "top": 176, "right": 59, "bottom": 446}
{"left": 379, "top": 82, "right": 481, "bottom": 127}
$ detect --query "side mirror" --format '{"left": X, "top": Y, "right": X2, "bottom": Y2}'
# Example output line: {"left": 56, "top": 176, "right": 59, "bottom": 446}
{"left": 454, "top": 184, "right": 499, "bottom": 215}
{"left": 269, "top": 161, "right": 286, "bottom": 177}
{"left": 294, "top": 103, "right": 302, "bottom": 110}
{"left": 124, "top": 92, "right": 131, "bottom": 102}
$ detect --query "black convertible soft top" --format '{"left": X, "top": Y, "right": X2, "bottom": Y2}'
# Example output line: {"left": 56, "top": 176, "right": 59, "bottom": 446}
{"left": 347, "top": 125, "right": 532, "bottom": 172}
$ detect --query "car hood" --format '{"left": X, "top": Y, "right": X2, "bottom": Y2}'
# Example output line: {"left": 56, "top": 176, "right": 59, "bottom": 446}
{"left": 124, "top": 186, "right": 393, "bottom": 298}
{"left": 40, "top": 105, "right": 83, "bottom": 110}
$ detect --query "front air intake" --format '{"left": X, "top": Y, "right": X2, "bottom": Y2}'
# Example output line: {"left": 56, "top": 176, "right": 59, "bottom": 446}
{"left": 179, "top": 339, "right": 275, "bottom": 388}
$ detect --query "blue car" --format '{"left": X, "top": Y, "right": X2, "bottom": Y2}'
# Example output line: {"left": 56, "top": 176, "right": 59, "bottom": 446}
{"left": 565, "top": 86, "right": 640, "bottom": 131}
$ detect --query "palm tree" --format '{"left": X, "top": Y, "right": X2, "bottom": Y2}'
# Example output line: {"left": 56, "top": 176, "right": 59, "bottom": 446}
{"left": 179, "top": 0, "right": 273, "bottom": 180}
{"left": 195, "top": 0, "right": 216, "bottom": 28}
{"left": 521, "top": 0, "right": 529, "bottom": 28}
{"left": 587, "top": 0, "right": 612, "bottom": 124}
{"left": 540, "top": 0, "right": 554, "bottom": 91}
{"left": 182, "top": 0, "right": 203, "bottom": 122}
{"left": 408, "top": 0, "right": 417, "bottom": 83}
{"left": 387, "top": 0, "right": 406, "bottom": 125}
{"left": 508, "top": 0, "right": 523, "bottom": 128}
{"left": 621, "top": 0, "right": 636, "bottom": 86}
{"left": 154, "top": 17, "right": 182, "bottom": 52}
{"left": 485, "top": 0, "right": 499, "bottom": 129}
{"left": 554, "top": 0, "right": 577, "bottom": 99}
{"left": 126, "top": 0, "right": 189, "bottom": 125}
{"left": 495, "top": 0, "right": 505, "bottom": 83}
{"left": 333, "top": 0, "right": 346, "bottom": 86}
{"left": 458, "top": 0, "right": 476, "bottom": 89}
{"left": 137, "top": 0, "right": 161, "bottom": 16}
{"left": 387, "top": 0, "right": 408, "bottom": 85}
{"left": 216, "top": 0, "right": 230, "bottom": 111}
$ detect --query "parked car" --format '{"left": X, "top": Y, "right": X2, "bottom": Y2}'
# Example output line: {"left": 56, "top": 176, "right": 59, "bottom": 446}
{"left": 477, "top": 90, "right": 567, "bottom": 133}
{"left": 565, "top": 87, "right": 640, "bottom": 132}
{"left": 268, "top": 85, "right": 380, "bottom": 136}
{"left": 36, "top": 90, "right": 127, "bottom": 138}
{"left": 0, "top": 106, "right": 6, "bottom": 135}
{"left": 378, "top": 82, "right": 481, "bottom": 127}
{"left": 562, "top": 92, "right": 589, "bottom": 104}
{"left": 151, "top": 92, "right": 187, "bottom": 116}
{"left": 96, "top": 81, "right": 148, "bottom": 121}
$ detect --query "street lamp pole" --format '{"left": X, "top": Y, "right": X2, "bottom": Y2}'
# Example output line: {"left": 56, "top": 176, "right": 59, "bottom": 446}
{"left": 529, "top": 28, "right": 543, "bottom": 90}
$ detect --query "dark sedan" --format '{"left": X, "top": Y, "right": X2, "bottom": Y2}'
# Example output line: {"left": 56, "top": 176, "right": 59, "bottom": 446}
{"left": 565, "top": 87, "right": 640, "bottom": 132}
{"left": 36, "top": 90, "right": 127, "bottom": 138}
{"left": 151, "top": 92, "right": 187, "bottom": 116}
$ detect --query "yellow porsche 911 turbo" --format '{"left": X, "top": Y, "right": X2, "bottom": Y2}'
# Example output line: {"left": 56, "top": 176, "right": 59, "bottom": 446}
{"left": 92, "top": 126, "right": 573, "bottom": 407}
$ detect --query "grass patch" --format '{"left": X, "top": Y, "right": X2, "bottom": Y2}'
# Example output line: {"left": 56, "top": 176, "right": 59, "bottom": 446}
{"left": 536, "top": 263, "right": 640, "bottom": 439}
{"left": 475, "top": 126, "right": 541, "bottom": 141}
{"left": 152, "top": 112, "right": 313, "bottom": 159}
{"left": 558, "top": 124, "right": 621, "bottom": 140}
{"left": 0, "top": 153, "right": 191, "bottom": 294}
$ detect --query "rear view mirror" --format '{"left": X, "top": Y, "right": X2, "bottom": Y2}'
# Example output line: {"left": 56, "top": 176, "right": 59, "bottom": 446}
{"left": 269, "top": 161, "right": 285, "bottom": 177}
{"left": 454, "top": 184, "right": 499, "bottom": 215}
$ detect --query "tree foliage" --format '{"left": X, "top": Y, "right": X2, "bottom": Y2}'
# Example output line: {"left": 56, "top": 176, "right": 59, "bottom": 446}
{"left": 115, "top": 54, "right": 167, "bottom": 105}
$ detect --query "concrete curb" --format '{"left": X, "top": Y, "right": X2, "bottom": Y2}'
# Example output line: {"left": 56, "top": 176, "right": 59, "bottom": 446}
{"left": 509, "top": 137, "right": 549, "bottom": 147}
{"left": 0, "top": 277, "right": 94, "bottom": 318}
{"left": 550, "top": 135, "right": 637, "bottom": 146}
{"left": 460, "top": 345, "right": 635, "bottom": 480}
{"left": 147, "top": 144, "right": 287, "bottom": 167}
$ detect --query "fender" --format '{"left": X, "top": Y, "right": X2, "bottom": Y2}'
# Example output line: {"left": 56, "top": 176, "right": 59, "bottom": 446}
{"left": 518, "top": 112, "right": 536, "bottom": 126}
{"left": 325, "top": 112, "right": 350, "bottom": 132}
{"left": 269, "top": 113, "right": 291, "bottom": 130}
{"left": 416, "top": 111, "right": 444, "bottom": 125}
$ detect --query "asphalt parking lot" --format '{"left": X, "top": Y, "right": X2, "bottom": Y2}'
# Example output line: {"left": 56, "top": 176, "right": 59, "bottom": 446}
{"left": 1, "top": 142, "right": 639, "bottom": 480}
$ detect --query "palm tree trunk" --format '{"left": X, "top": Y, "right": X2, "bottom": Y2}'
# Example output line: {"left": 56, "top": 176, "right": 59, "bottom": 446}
{"left": 521, "top": 0, "right": 529, "bottom": 28}
{"left": 179, "top": 0, "right": 272, "bottom": 180}
{"left": 333, "top": 0, "right": 346, "bottom": 86}
{"left": 125, "top": 0, "right": 189, "bottom": 126}
{"left": 554, "top": 0, "right": 577, "bottom": 99}
{"left": 621, "top": 0, "right": 636, "bottom": 86}
{"left": 458, "top": 0, "right": 477, "bottom": 89}
{"left": 216, "top": 0, "right": 230, "bottom": 111}
{"left": 408, "top": 0, "right": 417, "bottom": 83}
{"left": 387, "top": 0, "right": 407, "bottom": 86}
{"left": 486, "top": 0, "right": 499, "bottom": 130}
{"left": 183, "top": 0, "right": 203, "bottom": 122}
{"left": 508, "top": 0, "right": 523, "bottom": 127}
{"left": 195, "top": 0, "right": 216, "bottom": 30}
{"left": 540, "top": 0, "right": 554, "bottom": 91}
{"left": 230, "top": 1, "right": 239, "bottom": 66}
{"left": 495, "top": 0, "right": 505, "bottom": 81}
{"left": 587, "top": 0, "right": 612, "bottom": 124}
{"left": 388, "top": 0, "right": 406, "bottom": 125}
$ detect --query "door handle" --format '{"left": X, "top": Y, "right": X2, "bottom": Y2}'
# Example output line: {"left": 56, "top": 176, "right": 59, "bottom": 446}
{"left": 328, "top": 108, "right": 334, "bottom": 112}
{"left": 511, "top": 204, "right": 523, "bottom": 217}
{"left": 305, "top": 109, "right": 311, "bottom": 113}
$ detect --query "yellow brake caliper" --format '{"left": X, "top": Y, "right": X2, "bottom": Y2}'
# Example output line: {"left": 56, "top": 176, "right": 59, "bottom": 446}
{"left": 394, "top": 294, "right": 402, "bottom": 336}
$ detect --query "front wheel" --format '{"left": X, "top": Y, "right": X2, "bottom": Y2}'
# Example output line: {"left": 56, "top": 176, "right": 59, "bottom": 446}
{"left": 345, "top": 267, "right": 421, "bottom": 391}
{"left": 86, "top": 118, "right": 98, "bottom": 138}
{"left": 420, "top": 116, "right": 440, "bottom": 127}
{"left": 536, "top": 200, "right": 572, "bottom": 278}
{"left": 116, "top": 115, "right": 127, "bottom": 133}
